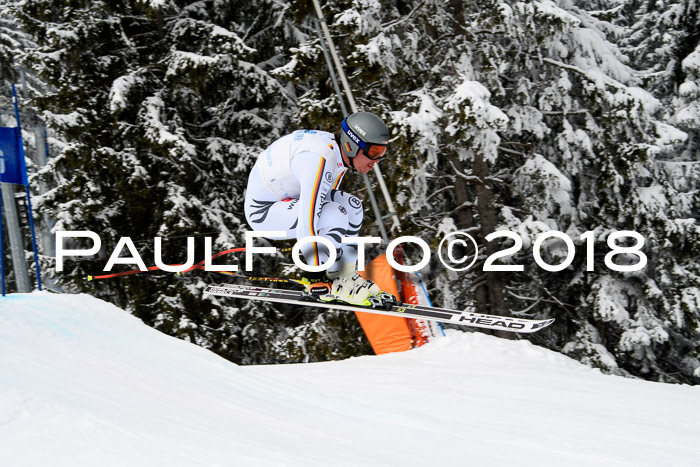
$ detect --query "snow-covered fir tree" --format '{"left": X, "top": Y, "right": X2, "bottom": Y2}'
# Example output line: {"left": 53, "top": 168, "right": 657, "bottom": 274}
{"left": 8, "top": 0, "right": 373, "bottom": 363}
{"left": 284, "top": 0, "right": 699, "bottom": 382}
{"left": 0, "top": 1, "right": 45, "bottom": 292}
{"left": 5, "top": 0, "right": 699, "bottom": 382}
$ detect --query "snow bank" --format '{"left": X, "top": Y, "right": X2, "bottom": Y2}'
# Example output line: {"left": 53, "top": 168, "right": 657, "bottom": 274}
{"left": 1, "top": 292, "right": 699, "bottom": 466}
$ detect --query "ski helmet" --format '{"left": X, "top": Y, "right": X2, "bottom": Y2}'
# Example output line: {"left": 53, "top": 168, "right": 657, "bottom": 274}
{"left": 338, "top": 112, "right": 390, "bottom": 159}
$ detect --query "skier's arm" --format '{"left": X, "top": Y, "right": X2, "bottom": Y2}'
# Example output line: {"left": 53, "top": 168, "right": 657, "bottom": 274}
{"left": 291, "top": 151, "right": 335, "bottom": 267}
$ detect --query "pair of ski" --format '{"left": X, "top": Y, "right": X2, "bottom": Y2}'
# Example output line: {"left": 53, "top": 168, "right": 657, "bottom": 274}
{"left": 203, "top": 283, "right": 555, "bottom": 334}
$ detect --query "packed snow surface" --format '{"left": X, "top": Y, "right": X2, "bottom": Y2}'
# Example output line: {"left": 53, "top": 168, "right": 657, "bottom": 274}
{"left": 1, "top": 292, "right": 699, "bottom": 466}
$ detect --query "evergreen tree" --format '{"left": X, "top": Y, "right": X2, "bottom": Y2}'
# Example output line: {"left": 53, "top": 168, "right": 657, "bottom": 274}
{"left": 6, "top": 0, "right": 699, "bottom": 381}
{"left": 0, "top": 1, "right": 43, "bottom": 293}
{"left": 284, "top": 0, "right": 699, "bottom": 382}
{"left": 8, "top": 0, "right": 369, "bottom": 364}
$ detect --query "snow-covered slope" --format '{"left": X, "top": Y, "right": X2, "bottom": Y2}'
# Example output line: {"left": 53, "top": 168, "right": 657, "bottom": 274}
{"left": 1, "top": 292, "right": 698, "bottom": 466}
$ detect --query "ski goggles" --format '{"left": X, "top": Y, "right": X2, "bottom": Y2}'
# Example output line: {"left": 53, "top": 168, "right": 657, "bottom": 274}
{"left": 363, "top": 144, "right": 387, "bottom": 160}
{"left": 341, "top": 120, "right": 388, "bottom": 160}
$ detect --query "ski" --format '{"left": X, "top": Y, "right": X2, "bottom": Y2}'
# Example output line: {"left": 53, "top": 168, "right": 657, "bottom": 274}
{"left": 203, "top": 283, "right": 555, "bottom": 333}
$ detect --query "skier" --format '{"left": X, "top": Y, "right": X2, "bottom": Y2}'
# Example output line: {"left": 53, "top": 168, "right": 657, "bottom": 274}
{"left": 244, "top": 111, "right": 390, "bottom": 306}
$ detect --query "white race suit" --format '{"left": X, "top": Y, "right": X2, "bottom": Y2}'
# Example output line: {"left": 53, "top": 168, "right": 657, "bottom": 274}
{"left": 244, "top": 130, "right": 364, "bottom": 275}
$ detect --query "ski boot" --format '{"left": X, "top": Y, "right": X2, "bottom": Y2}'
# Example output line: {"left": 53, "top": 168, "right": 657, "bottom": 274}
{"left": 297, "top": 263, "right": 398, "bottom": 307}
{"left": 323, "top": 271, "right": 382, "bottom": 306}
{"left": 326, "top": 262, "right": 398, "bottom": 307}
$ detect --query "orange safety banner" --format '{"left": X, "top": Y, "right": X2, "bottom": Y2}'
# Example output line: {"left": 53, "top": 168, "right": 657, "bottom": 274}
{"left": 399, "top": 271, "right": 430, "bottom": 348}
{"left": 356, "top": 255, "right": 413, "bottom": 354}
